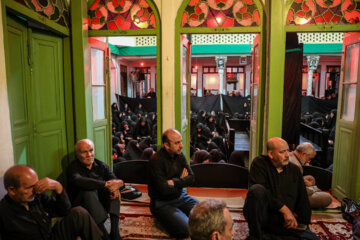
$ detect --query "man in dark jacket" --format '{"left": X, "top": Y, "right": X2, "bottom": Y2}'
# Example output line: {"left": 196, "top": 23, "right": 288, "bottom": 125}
{"left": 244, "top": 137, "right": 319, "bottom": 240}
{"left": 0, "top": 165, "right": 102, "bottom": 240}
{"left": 67, "top": 139, "right": 124, "bottom": 240}
{"left": 148, "top": 128, "right": 199, "bottom": 239}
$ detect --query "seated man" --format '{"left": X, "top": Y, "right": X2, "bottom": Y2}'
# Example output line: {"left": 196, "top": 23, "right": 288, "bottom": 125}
{"left": 148, "top": 128, "right": 199, "bottom": 239}
{"left": 0, "top": 165, "right": 102, "bottom": 240}
{"left": 67, "top": 139, "right": 124, "bottom": 240}
{"left": 244, "top": 137, "right": 319, "bottom": 240}
{"left": 289, "top": 142, "right": 332, "bottom": 209}
{"left": 188, "top": 199, "right": 234, "bottom": 240}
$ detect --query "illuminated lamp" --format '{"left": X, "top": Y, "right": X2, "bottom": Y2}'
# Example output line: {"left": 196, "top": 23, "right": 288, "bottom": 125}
{"left": 140, "top": 62, "right": 144, "bottom": 67}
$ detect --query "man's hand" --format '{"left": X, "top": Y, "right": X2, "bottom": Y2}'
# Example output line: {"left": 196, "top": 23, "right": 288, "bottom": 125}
{"left": 110, "top": 190, "right": 121, "bottom": 200}
{"left": 167, "top": 180, "right": 175, "bottom": 186}
{"left": 105, "top": 179, "right": 124, "bottom": 192}
{"left": 279, "top": 205, "right": 298, "bottom": 229}
{"left": 34, "top": 178, "right": 63, "bottom": 195}
{"left": 181, "top": 168, "right": 188, "bottom": 178}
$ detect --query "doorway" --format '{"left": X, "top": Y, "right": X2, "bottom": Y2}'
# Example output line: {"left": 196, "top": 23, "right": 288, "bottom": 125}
{"left": 5, "top": 14, "right": 68, "bottom": 179}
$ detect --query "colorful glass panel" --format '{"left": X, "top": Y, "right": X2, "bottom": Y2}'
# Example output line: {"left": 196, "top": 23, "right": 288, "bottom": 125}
{"left": 181, "top": 0, "right": 260, "bottom": 28}
{"left": 13, "top": 0, "right": 69, "bottom": 28}
{"left": 287, "top": 0, "right": 360, "bottom": 25}
{"left": 88, "top": 0, "right": 157, "bottom": 30}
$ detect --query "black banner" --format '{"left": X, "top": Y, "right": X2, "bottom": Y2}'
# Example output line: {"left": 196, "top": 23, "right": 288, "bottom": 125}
{"left": 190, "top": 95, "right": 221, "bottom": 113}
{"left": 117, "top": 95, "right": 157, "bottom": 113}
{"left": 301, "top": 96, "right": 338, "bottom": 115}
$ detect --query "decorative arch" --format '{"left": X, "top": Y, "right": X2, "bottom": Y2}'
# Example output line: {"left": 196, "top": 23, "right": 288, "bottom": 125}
{"left": 180, "top": 0, "right": 260, "bottom": 28}
{"left": 287, "top": 0, "right": 360, "bottom": 25}
{"left": 12, "top": 0, "right": 69, "bottom": 28}
{"left": 175, "top": 0, "right": 265, "bottom": 160}
{"left": 88, "top": 0, "right": 157, "bottom": 31}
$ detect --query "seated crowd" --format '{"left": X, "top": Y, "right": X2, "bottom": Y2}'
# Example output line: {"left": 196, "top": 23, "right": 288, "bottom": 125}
{"left": 300, "top": 108, "right": 337, "bottom": 169}
{"left": 1, "top": 127, "right": 341, "bottom": 240}
{"left": 111, "top": 101, "right": 250, "bottom": 167}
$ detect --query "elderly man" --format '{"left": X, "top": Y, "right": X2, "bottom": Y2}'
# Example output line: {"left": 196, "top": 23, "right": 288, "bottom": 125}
{"left": 67, "top": 139, "right": 124, "bottom": 240}
{"left": 289, "top": 142, "right": 332, "bottom": 209}
{"left": 148, "top": 128, "right": 199, "bottom": 239}
{"left": 244, "top": 137, "right": 319, "bottom": 240}
{"left": 0, "top": 165, "right": 102, "bottom": 240}
{"left": 188, "top": 199, "right": 234, "bottom": 240}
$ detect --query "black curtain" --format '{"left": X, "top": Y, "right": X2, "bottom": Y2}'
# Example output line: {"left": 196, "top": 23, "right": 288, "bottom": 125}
{"left": 117, "top": 95, "right": 157, "bottom": 113}
{"left": 282, "top": 33, "right": 303, "bottom": 150}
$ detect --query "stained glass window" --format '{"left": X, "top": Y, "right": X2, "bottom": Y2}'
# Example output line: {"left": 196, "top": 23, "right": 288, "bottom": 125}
{"left": 181, "top": 0, "right": 260, "bottom": 28}
{"left": 88, "top": 0, "right": 157, "bottom": 30}
{"left": 287, "top": 0, "right": 360, "bottom": 25}
{"left": 13, "top": 0, "right": 69, "bottom": 28}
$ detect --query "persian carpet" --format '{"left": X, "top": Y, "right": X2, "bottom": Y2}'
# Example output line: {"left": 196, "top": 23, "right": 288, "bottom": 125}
{"left": 119, "top": 213, "right": 353, "bottom": 240}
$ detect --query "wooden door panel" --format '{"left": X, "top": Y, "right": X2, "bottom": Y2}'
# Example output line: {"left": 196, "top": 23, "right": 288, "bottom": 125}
{"left": 31, "top": 31, "right": 67, "bottom": 179}
{"left": 6, "top": 17, "right": 32, "bottom": 165}
{"left": 332, "top": 32, "right": 360, "bottom": 200}
{"left": 34, "top": 130, "right": 64, "bottom": 179}
{"left": 333, "top": 127, "right": 352, "bottom": 196}
{"left": 93, "top": 126, "right": 107, "bottom": 161}
{"left": 89, "top": 37, "right": 111, "bottom": 165}
{"left": 32, "top": 34, "right": 64, "bottom": 123}
{"left": 13, "top": 136, "right": 31, "bottom": 165}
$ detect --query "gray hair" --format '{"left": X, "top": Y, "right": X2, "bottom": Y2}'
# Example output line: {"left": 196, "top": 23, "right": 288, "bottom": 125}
{"left": 296, "top": 142, "right": 315, "bottom": 155}
{"left": 188, "top": 199, "right": 227, "bottom": 240}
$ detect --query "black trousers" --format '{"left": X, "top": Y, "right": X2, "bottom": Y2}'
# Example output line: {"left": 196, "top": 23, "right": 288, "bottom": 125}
{"left": 243, "top": 184, "right": 319, "bottom": 240}
{"left": 74, "top": 190, "right": 121, "bottom": 224}
{"left": 51, "top": 206, "right": 103, "bottom": 240}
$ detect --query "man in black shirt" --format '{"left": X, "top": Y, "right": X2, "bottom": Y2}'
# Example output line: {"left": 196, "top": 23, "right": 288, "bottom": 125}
{"left": 148, "top": 128, "right": 199, "bottom": 239}
{"left": 67, "top": 139, "right": 124, "bottom": 240}
{"left": 244, "top": 137, "right": 319, "bottom": 240}
{"left": 0, "top": 165, "right": 102, "bottom": 240}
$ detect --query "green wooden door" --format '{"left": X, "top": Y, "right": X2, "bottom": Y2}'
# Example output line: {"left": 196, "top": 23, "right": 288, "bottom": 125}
{"left": 5, "top": 16, "right": 68, "bottom": 179}
{"left": 6, "top": 17, "right": 33, "bottom": 165}
{"left": 332, "top": 32, "right": 360, "bottom": 201}
{"left": 30, "top": 30, "right": 68, "bottom": 179}
{"left": 88, "top": 37, "right": 111, "bottom": 166}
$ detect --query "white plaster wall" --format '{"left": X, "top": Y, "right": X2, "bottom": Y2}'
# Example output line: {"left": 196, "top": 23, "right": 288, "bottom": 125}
{"left": 0, "top": 9, "right": 15, "bottom": 176}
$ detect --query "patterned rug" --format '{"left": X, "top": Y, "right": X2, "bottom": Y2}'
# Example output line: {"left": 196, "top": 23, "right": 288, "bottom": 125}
{"left": 119, "top": 213, "right": 353, "bottom": 240}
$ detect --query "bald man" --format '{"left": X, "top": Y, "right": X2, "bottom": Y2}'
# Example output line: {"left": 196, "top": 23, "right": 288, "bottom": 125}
{"left": 0, "top": 165, "right": 102, "bottom": 240}
{"left": 243, "top": 137, "right": 319, "bottom": 240}
{"left": 148, "top": 128, "right": 199, "bottom": 239}
{"left": 67, "top": 139, "right": 124, "bottom": 240}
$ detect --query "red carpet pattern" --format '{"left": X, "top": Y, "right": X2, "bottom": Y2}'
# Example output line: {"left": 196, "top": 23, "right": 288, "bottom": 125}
{"left": 120, "top": 213, "right": 353, "bottom": 240}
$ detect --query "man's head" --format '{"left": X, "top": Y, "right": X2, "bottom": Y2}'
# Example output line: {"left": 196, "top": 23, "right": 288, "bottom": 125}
{"left": 189, "top": 199, "right": 234, "bottom": 240}
{"left": 76, "top": 139, "right": 95, "bottom": 168}
{"left": 295, "top": 142, "right": 316, "bottom": 165}
{"left": 267, "top": 137, "right": 290, "bottom": 169}
{"left": 4, "top": 165, "right": 38, "bottom": 204}
{"left": 162, "top": 128, "right": 183, "bottom": 156}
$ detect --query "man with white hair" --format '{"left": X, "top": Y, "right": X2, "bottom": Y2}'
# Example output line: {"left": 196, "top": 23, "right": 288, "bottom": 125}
{"left": 289, "top": 142, "right": 332, "bottom": 209}
{"left": 67, "top": 139, "right": 124, "bottom": 240}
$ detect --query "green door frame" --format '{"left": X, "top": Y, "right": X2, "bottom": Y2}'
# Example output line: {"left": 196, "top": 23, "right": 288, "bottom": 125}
{"left": 174, "top": 0, "right": 266, "bottom": 160}
{"left": 1, "top": 0, "right": 75, "bottom": 166}
{"left": 86, "top": 0, "right": 162, "bottom": 153}
{"left": 270, "top": 0, "right": 360, "bottom": 200}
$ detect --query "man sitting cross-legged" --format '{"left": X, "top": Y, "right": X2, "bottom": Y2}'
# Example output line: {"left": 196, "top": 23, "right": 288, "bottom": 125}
{"left": 148, "top": 128, "right": 199, "bottom": 239}
{"left": 244, "top": 137, "right": 319, "bottom": 240}
{"left": 0, "top": 165, "right": 102, "bottom": 240}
